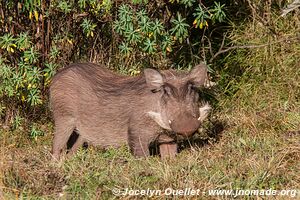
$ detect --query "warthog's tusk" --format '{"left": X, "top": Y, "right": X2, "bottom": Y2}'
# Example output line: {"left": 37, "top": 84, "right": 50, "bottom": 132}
{"left": 198, "top": 103, "right": 211, "bottom": 121}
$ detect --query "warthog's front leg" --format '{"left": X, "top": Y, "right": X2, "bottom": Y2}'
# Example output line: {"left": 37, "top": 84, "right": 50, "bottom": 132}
{"left": 159, "top": 143, "right": 178, "bottom": 159}
{"left": 128, "top": 130, "right": 150, "bottom": 157}
{"left": 157, "top": 134, "right": 177, "bottom": 159}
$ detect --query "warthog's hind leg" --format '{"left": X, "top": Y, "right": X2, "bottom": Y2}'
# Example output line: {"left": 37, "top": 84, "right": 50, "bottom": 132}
{"left": 52, "top": 121, "right": 75, "bottom": 160}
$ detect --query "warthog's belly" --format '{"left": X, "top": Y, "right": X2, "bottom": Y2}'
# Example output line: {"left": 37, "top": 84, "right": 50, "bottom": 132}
{"left": 77, "top": 123, "right": 128, "bottom": 148}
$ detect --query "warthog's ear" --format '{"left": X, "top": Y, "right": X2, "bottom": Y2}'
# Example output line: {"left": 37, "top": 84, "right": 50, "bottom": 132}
{"left": 144, "top": 68, "right": 164, "bottom": 90}
{"left": 189, "top": 63, "right": 208, "bottom": 87}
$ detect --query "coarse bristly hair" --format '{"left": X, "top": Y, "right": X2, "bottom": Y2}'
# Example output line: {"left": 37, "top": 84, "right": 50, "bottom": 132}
{"left": 50, "top": 62, "right": 210, "bottom": 159}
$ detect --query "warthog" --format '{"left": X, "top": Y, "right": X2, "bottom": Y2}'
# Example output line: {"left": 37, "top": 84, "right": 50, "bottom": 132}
{"left": 50, "top": 63, "right": 211, "bottom": 159}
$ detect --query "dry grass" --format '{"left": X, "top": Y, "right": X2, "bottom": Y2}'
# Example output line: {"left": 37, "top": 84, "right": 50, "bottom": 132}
{"left": 1, "top": 5, "right": 300, "bottom": 200}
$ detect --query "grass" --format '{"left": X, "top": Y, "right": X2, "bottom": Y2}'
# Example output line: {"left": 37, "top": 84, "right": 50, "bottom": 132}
{"left": 1, "top": 8, "right": 300, "bottom": 200}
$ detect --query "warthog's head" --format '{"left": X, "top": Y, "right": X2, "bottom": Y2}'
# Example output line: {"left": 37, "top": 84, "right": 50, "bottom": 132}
{"left": 145, "top": 64, "right": 211, "bottom": 137}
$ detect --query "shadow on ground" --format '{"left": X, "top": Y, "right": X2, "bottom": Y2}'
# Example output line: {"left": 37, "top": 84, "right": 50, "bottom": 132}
{"left": 149, "top": 118, "right": 226, "bottom": 156}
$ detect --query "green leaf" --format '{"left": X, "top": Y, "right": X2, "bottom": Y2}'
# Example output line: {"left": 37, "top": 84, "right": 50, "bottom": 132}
{"left": 142, "top": 38, "right": 156, "bottom": 53}
{"left": 170, "top": 13, "right": 189, "bottom": 43}
{"left": 210, "top": 2, "right": 226, "bottom": 23}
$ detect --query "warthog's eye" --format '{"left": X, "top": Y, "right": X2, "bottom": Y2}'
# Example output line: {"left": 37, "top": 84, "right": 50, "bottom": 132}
{"left": 163, "top": 86, "right": 172, "bottom": 96}
{"left": 187, "top": 82, "right": 196, "bottom": 94}
{"left": 186, "top": 82, "right": 200, "bottom": 101}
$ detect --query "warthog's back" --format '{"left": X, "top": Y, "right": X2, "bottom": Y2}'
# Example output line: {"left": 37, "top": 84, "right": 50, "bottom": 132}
{"left": 50, "top": 63, "right": 147, "bottom": 147}
{"left": 50, "top": 63, "right": 146, "bottom": 110}
{"left": 50, "top": 63, "right": 147, "bottom": 97}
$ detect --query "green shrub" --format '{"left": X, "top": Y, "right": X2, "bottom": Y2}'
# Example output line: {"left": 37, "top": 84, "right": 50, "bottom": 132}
{"left": 0, "top": 0, "right": 227, "bottom": 127}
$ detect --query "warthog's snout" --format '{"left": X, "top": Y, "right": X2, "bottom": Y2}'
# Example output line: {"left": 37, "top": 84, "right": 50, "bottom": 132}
{"left": 169, "top": 113, "right": 200, "bottom": 136}
{"left": 169, "top": 103, "right": 211, "bottom": 136}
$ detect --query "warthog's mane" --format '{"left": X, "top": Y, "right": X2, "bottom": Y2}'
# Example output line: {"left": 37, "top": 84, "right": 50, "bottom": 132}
{"left": 51, "top": 63, "right": 148, "bottom": 96}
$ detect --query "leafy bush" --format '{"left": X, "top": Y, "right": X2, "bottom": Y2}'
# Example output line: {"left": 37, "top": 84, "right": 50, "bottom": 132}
{"left": 113, "top": 1, "right": 227, "bottom": 63}
{"left": 0, "top": 0, "right": 227, "bottom": 126}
